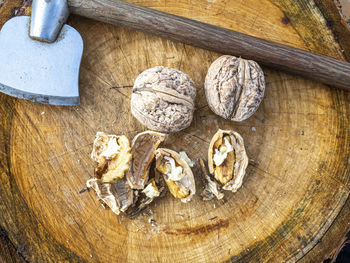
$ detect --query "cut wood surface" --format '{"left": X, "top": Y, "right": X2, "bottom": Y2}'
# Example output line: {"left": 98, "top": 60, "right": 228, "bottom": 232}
{"left": 0, "top": 0, "right": 349, "bottom": 262}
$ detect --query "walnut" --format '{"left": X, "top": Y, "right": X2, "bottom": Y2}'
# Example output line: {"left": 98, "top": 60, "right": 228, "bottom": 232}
{"left": 127, "top": 131, "right": 167, "bottom": 189}
{"left": 205, "top": 55, "right": 265, "bottom": 121}
{"left": 130, "top": 66, "right": 196, "bottom": 133}
{"left": 91, "top": 132, "right": 132, "bottom": 183}
{"left": 208, "top": 129, "right": 248, "bottom": 192}
{"left": 155, "top": 148, "right": 196, "bottom": 202}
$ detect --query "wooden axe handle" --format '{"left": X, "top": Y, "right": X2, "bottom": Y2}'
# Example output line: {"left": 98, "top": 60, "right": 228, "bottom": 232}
{"left": 68, "top": 0, "right": 350, "bottom": 91}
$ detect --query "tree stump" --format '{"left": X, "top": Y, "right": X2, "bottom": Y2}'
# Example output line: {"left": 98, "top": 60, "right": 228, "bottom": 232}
{"left": 0, "top": 0, "right": 349, "bottom": 262}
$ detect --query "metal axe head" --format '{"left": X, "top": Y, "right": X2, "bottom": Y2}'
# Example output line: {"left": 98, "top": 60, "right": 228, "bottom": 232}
{"left": 0, "top": 0, "right": 83, "bottom": 105}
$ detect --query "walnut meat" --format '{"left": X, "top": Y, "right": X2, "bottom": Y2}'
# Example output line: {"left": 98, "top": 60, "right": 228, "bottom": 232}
{"left": 155, "top": 148, "right": 196, "bottom": 203}
{"left": 131, "top": 66, "right": 196, "bottom": 133}
{"left": 91, "top": 132, "right": 132, "bottom": 183}
{"left": 205, "top": 55, "right": 265, "bottom": 121}
{"left": 208, "top": 129, "right": 248, "bottom": 192}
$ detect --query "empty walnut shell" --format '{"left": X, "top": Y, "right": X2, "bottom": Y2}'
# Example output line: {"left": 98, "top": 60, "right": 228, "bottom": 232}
{"left": 208, "top": 129, "right": 248, "bottom": 192}
{"left": 91, "top": 132, "right": 132, "bottom": 183}
{"left": 205, "top": 55, "right": 265, "bottom": 121}
{"left": 127, "top": 131, "right": 167, "bottom": 189}
{"left": 130, "top": 66, "right": 196, "bottom": 133}
{"left": 155, "top": 148, "right": 196, "bottom": 203}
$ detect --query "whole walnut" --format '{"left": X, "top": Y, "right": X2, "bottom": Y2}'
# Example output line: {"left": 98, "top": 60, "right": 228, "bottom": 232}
{"left": 204, "top": 55, "right": 265, "bottom": 121}
{"left": 131, "top": 66, "right": 196, "bottom": 133}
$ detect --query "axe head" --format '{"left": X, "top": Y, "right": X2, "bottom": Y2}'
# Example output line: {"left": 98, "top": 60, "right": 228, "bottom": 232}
{"left": 0, "top": 16, "right": 83, "bottom": 105}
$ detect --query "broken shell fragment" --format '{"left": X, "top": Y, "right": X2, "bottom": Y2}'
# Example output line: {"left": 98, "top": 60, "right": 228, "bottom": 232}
{"left": 155, "top": 148, "right": 196, "bottom": 203}
{"left": 91, "top": 132, "right": 132, "bottom": 183}
{"left": 126, "top": 173, "right": 167, "bottom": 217}
{"left": 208, "top": 129, "right": 248, "bottom": 192}
{"left": 179, "top": 151, "right": 194, "bottom": 167}
{"left": 127, "top": 131, "right": 167, "bottom": 189}
{"left": 114, "top": 179, "right": 134, "bottom": 212}
{"left": 199, "top": 158, "right": 224, "bottom": 200}
{"left": 86, "top": 178, "right": 134, "bottom": 215}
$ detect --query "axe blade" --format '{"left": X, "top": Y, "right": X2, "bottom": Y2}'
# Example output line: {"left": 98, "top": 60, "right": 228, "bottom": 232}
{"left": 0, "top": 16, "right": 83, "bottom": 105}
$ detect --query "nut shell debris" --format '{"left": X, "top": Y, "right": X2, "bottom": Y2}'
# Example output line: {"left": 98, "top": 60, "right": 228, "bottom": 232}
{"left": 126, "top": 173, "right": 167, "bottom": 218}
{"left": 199, "top": 158, "right": 224, "bottom": 200}
{"left": 86, "top": 178, "right": 133, "bottom": 215}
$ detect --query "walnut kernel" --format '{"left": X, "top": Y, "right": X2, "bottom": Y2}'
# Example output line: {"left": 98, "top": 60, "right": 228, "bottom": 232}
{"left": 91, "top": 132, "right": 132, "bottom": 183}
{"left": 155, "top": 148, "right": 196, "bottom": 202}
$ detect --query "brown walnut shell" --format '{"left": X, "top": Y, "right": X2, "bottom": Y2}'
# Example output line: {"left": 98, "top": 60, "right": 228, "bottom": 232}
{"left": 91, "top": 132, "right": 132, "bottom": 183}
{"left": 155, "top": 148, "right": 196, "bottom": 203}
{"left": 127, "top": 130, "right": 167, "bottom": 189}
{"left": 130, "top": 66, "right": 196, "bottom": 133}
{"left": 205, "top": 55, "right": 265, "bottom": 121}
{"left": 86, "top": 178, "right": 134, "bottom": 215}
{"left": 199, "top": 158, "right": 224, "bottom": 201}
{"left": 126, "top": 172, "right": 167, "bottom": 218}
{"left": 208, "top": 129, "right": 248, "bottom": 192}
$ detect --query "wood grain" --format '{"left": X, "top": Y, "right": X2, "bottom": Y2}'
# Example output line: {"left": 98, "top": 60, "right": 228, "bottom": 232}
{"left": 0, "top": 0, "right": 349, "bottom": 262}
{"left": 66, "top": 0, "right": 350, "bottom": 91}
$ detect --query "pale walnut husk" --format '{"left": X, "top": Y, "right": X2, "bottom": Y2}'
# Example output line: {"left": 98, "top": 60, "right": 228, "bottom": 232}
{"left": 86, "top": 178, "right": 134, "bottom": 215}
{"left": 155, "top": 148, "right": 196, "bottom": 203}
{"left": 208, "top": 129, "right": 248, "bottom": 192}
{"left": 205, "top": 55, "right": 265, "bottom": 121}
{"left": 127, "top": 131, "right": 167, "bottom": 189}
{"left": 199, "top": 158, "right": 224, "bottom": 200}
{"left": 130, "top": 66, "right": 196, "bottom": 133}
{"left": 91, "top": 132, "right": 132, "bottom": 183}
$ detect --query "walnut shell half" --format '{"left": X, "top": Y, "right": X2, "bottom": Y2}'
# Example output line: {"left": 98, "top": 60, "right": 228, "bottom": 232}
{"left": 205, "top": 55, "right": 265, "bottom": 121}
{"left": 127, "top": 131, "right": 167, "bottom": 189}
{"left": 131, "top": 66, "right": 196, "bottom": 133}
{"left": 91, "top": 132, "right": 132, "bottom": 183}
{"left": 155, "top": 148, "right": 196, "bottom": 203}
{"left": 208, "top": 129, "right": 248, "bottom": 192}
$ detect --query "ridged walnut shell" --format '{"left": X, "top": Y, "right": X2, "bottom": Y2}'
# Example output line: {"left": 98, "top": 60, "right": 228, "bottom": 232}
{"left": 208, "top": 129, "right": 248, "bottom": 192}
{"left": 131, "top": 66, "right": 196, "bottom": 133}
{"left": 155, "top": 148, "right": 196, "bottom": 203}
{"left": 205, "top": 55, "right": 265, "bottom": 121}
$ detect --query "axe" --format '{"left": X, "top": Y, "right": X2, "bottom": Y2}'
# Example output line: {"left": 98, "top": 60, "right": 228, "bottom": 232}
{"left": 0, "top": 0, "right": 349, "bottom": 106}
